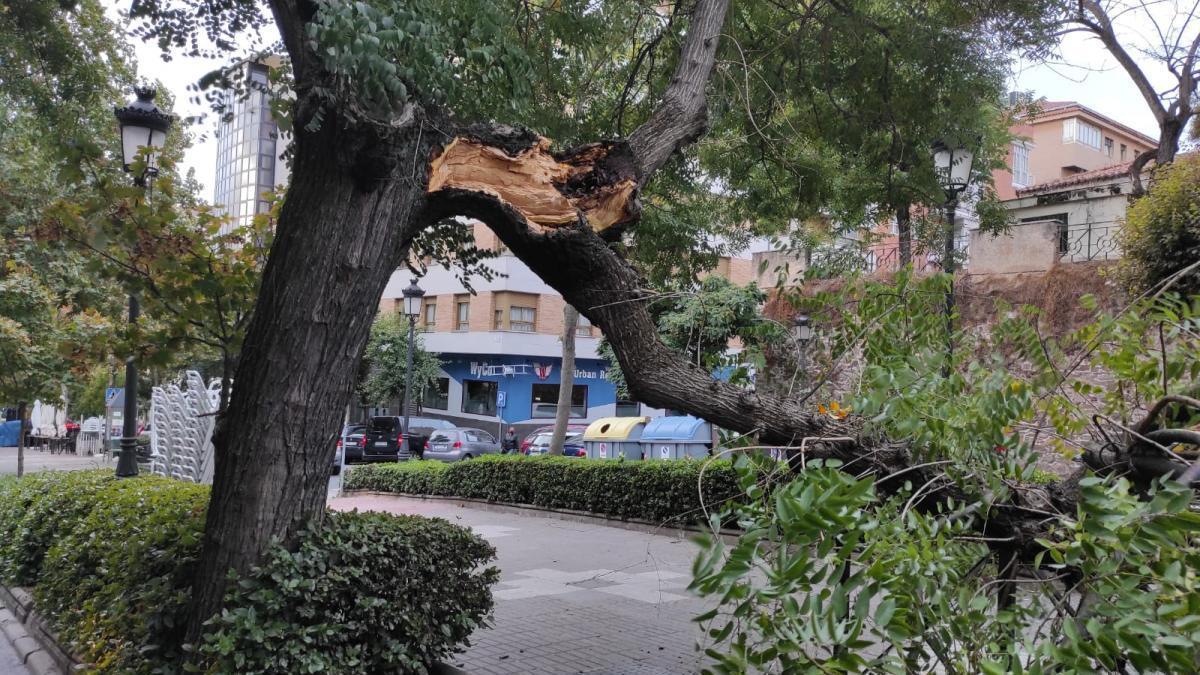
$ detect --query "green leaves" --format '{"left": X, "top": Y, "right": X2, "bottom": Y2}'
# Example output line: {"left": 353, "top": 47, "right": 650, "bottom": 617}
{"left": 347, "top": 454, "right": 752, "bottom": 527}
{"left": 200, "top": 510, "right": 498, "bottom": 674}
{"left": 0, "top": 470, "right": 498, "bottom": 674}
{"left": 358, "top": 312, "right": 442, "bottom": 406}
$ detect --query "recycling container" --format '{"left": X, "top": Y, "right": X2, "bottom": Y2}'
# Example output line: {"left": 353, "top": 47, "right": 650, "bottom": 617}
{"left": 582, "top": 417, "right": 649, "bottom": 460}
{"left": 640, "top": 416, "right": 713, "bottom": 460}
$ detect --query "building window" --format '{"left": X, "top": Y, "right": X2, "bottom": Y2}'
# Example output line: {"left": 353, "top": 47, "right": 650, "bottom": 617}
{"left": 421, "top": 377, "right": 449, "bottom": 410}
{"left": 530, "top": 384, "right": 587, "bottom": 418}
{"left": 576, "top": 312, "right": 593, "bottom": 337}
{"left": 1104, "top": 137, "right": 1114, "bottom": 157}
{"left": 423, "top": 300, "right": 437, "bottom": 330}
{"left": 616, "top": 399, "right": 640, "bottom": 416}
{"left": 1120, "top": 143, "right": 1127, "bottom": 161}
{"left": 1011, "top": 143, "right": 1032, "bottom": 187}
{"left": 462, "top": 380, "right": 498, "bottom": 416}
{"left": 510, "top": 306, "right": 536, "bottom": 332}
{"left": 1062, "top": 118, "right": 1102, "bottom": 149}
{"left": 455, "top": 296, "right": 470, "bottom": 331}
{"left": 491, "top": 292, "right": 539, "bottom": 331}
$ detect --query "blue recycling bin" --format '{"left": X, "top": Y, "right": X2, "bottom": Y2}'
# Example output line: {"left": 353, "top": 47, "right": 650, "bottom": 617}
{"left": 639, "top": 416, "right": 713, "bottom": 460}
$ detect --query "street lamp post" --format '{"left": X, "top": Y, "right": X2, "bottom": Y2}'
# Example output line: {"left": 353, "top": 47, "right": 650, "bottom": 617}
{"left": 931, "top": 139, "right": 976, "bottom": 372}
{"left": 400, "top": 279, "right": 425, "bottom": 458}
{"left": 930, "top": 140, "right": 976, "bottom": 276}
{"left": 792, "top": 313, "right": 814, "bottom": 392}
{"left": 113, "top": 88, "right": 172, "bottom": 478}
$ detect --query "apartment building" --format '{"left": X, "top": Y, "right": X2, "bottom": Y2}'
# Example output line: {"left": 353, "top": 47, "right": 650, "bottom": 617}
{"left": 994, "top": 100, "right": 1156, "bottom": 201}
{"left": 212, "top": 60, "right": 289, "bottom": 233}
{"left": 376, "top": 223, "right": 757, "bottom": 433}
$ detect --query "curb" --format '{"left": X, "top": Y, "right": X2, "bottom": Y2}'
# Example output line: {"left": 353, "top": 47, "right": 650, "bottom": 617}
{"left": 339, "top": 490, "right": 743, "bottom": 543}
{"left": 0, "top": 587, "right": 67, "bottom": 675}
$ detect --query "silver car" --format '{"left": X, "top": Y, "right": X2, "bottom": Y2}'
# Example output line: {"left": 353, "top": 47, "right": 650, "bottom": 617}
{"left": 525, "top": 431, "right": 583, "bottom": 455}
{"left": 423, "top": 427, "right": 501, "bottom": 462}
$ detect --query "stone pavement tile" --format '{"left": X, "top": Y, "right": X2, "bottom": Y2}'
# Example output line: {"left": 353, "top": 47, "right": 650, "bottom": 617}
{"left": 331, "top": 495, "right": 718, "bottom": 674}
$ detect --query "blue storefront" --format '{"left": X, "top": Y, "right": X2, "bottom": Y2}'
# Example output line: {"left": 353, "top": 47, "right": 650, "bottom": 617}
{"left": 411, "top": 353, "right": 637, "bottom": 433}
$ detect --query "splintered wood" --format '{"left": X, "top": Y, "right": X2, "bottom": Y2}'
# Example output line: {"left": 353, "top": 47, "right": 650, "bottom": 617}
{"left": 427, "top": 135, "right": 637, "bottom": 232}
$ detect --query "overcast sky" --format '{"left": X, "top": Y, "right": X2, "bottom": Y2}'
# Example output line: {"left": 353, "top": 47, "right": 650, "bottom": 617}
{"left": 108, "top": 2, "right": 1181, "bottom": 202}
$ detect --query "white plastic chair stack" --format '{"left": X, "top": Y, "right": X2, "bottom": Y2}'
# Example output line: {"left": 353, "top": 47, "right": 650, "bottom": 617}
{"left": 148, "top": 371, "right": 218, "bottom": 484}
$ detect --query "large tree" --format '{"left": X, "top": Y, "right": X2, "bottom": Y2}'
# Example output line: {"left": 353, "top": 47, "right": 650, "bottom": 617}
{"left": 120, "top": 0, "right": 1197, "bottom": 651}
{"left": 1066, "top": 0, "right": 1200, "bottom": 191}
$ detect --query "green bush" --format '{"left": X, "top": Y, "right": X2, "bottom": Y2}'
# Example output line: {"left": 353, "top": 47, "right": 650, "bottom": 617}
{"left": 0, "top": 470, "right": 498, "bottom": 674}
{"left": 0, "top": 470, "right": 114, "bottom": 585}
{"left": 347, "top": 455, "right": 747, "bottom": 526}
{"left": 346, "top": 459, "right": 450, "bottom": 494}
{"left": 1119, "top": 154, "right": 1200, "bottom": 296}
{"left": 35, "top": 474, "right": 208, "bottom": 671}
{"left": 199, "top": 511, "right": 497, "bottom": 674}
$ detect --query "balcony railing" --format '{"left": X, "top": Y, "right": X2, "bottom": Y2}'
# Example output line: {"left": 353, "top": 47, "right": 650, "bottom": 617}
{"left": 1061, "top": 223, "right": 1121, "bottom": 262}
{"left": 809, "top": 237, "right": 970, "bottom": 278}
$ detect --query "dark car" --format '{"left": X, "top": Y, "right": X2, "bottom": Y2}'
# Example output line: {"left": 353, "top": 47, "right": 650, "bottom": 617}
{"left": 403, "top": 417, "right": 456, "bottom": 460}
{"left": 364, "top": 416, "right": 412, "bottom": 461}
{"left": 341, "top": 424, "right": 367, "bottom": 463}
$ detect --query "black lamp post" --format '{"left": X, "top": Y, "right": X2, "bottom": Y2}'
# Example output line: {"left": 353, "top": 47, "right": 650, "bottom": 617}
{"left": 400, "top": 278, "right": 425, "bottom": 457}
{"left": 792, "top": 313, "right": 813, "bottom": 387}
{"left": 113, "top": 87, "right": 172, "bottom": 477}
{"left": 931, "top": 139, "right": 975, "bottom": 372}
{"left": 931, "top": 139, "right": 976, "bottom": 275}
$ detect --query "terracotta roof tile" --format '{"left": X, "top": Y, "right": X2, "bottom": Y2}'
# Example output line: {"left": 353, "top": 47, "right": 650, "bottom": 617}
{"left": 1015, "top": 161, "right": 1136, "bottom": 196}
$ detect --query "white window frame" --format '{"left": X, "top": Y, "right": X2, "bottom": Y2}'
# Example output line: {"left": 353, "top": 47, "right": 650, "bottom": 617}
{"left": 1062, "top": 118, "right": 1102, "bottom": 150}
{"left": 1011, "top": 142, "right": 1033, "bottom": 187}
{"left": 510, "top": 306, "right": 536, "bottom": 333}
{"left": 455, "top": 300, "right": 470, "bottom": 331}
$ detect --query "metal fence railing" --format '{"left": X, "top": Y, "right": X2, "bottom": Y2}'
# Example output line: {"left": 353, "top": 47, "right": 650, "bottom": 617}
{"left": 1062, "top": 223, "right": 1121, "bottom": 262}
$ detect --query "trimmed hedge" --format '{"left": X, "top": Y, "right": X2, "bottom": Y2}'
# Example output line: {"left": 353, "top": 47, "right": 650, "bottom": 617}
{"left": 0, "top": 470, "right": 497, "bottom": 674}
{"left": 346, "top": 455, "right": 746, "bottom": 526}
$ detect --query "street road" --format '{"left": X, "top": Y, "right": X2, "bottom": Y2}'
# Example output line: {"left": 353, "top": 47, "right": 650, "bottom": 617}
{"left": 0, "top": 447, "right": 109, "bottom": 476}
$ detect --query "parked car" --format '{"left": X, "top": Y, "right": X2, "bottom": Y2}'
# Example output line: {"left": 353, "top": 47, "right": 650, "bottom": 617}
{"left": 333, "top": 424, "right": 367, "bottom": 474}
{"left": 339, "top": 424, "right": 367, "bottom": 463}
{"left": 364, "top": 416, "right": 414, "bottom": 461}
{"left": 522, "top": 431, "right": 586, "bottom": 457}
{"left": 403, "top": 417, "right": 456, "bottom": 459}
{"left": 519, "top": 423, "right": 588, "bottom": 454}
{"left": 423, "top": 428, "right": 500, "bottom": 462}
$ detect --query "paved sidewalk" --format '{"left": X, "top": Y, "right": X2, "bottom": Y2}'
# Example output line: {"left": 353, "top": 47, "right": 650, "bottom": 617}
{"left": 0, "top": 625, "right": 31, "bottom": 675}
{"left": 330, "top": 495, "right": 717, "bottom": 675}
{"left": 0, "top": 447, "right": 109, "bottom": 476}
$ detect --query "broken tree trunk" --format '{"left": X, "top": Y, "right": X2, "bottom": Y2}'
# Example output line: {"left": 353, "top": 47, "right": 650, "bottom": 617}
{"left": 184, "top": 107, "right": 446, "bottom": 644}
{"left": 186, "top": 0, "right": 734, "bottom": 646}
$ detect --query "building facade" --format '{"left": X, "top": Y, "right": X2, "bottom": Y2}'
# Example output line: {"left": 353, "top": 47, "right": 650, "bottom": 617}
{"left": 993, "top": 100, "right": 1156, "bottom": 201}
{"left": 374, "top": 223, "right": 757, "bottom": 434}
{"left": 212, "top": 61, "right": 288, "bottom": 233}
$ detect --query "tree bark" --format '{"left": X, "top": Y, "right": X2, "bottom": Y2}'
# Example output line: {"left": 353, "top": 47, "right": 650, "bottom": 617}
{"left": 1075, "top": 0, "right": 1196, "bottom": 193}
{"left": 184, "top": 105, "right": 444, "bottom": 643}
{"left": 16, "top": 401, "right": 25, "bottom": 478}
{"left": 896, "top": 202, "right": 912, "bottom": 267}
{"left": 549, "top": 305, "right": 579, "bottom": 456}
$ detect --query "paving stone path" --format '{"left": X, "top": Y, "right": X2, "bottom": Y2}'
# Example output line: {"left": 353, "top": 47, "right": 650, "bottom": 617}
{"left": 330, "top": 494, "right": 718, "bottom": 674}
